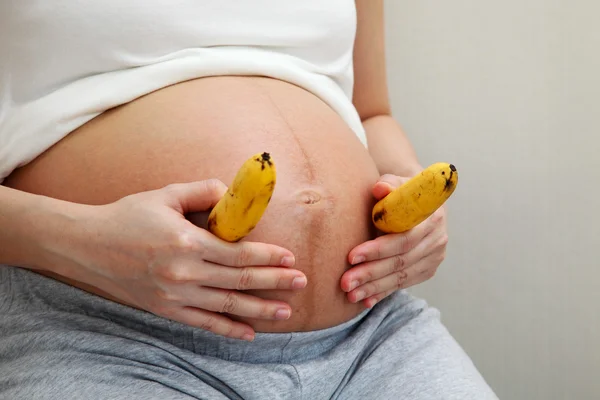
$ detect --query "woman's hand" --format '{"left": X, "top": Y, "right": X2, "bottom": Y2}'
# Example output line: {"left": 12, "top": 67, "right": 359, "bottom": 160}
{"left": 50, "top": 179, "right": 305, "bottom": 342}
{"left": 340, "top": 174, "right": 449, "bottom": 308}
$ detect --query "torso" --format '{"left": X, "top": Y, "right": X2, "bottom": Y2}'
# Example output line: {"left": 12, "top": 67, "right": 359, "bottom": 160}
{"left": 4, "top": 76, "right": 381, "bottom": 332}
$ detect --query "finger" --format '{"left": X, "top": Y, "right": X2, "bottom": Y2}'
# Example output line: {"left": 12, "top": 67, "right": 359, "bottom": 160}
{"left": 347, "top": 252, "right": 441, "bottom": 304}
{"left": 192, "top": 286, "right": 293, "bottom": 321}
{"left": 372, "top": 174, "right": 409, "bottom": 200}
{"left": 341, "top": 228, "right": 443, "bottom": 292}
{"left": 372, "top": 181, "right": 395, "bottom": 200}
{"left": 202, "top": 235, "right": 296, "bottom": 268}
{"left": 372, "top": 174, "right": 413, "bottom": 200}
{"left": 363, "top": 263, "right": 440, "bottom": 308}
{"left": 363, "top": 288, "right": 395, "bottom": 308}
{"left": 192, "top": 262, "right": 307, "bottom": 291}
{"left": 167, "top": 306, "right": 256, "bottom": 341}
{"left": 376, "top": 174, "right": 408, "bottom": 188}
{"left": 347, "top": 214, "right": 438, "bottom": 265}
{"left": 164, "top": 179, "right": 228, "bottom": 214}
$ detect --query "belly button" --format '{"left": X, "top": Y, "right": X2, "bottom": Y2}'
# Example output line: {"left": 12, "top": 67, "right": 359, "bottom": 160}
{"left": 297, "top": 189, "right": 322, "bottom": 205}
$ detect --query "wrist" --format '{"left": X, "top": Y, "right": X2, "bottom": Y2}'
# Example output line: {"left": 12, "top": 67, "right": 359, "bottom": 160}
{"left": 362, "top": 115, "right": 423, "bottom": 179}
{"left": 26, "top": 194, "right": 97, "bottom": 276}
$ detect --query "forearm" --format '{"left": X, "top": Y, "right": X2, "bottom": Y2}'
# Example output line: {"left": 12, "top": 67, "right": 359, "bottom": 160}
{"left": 0, "top": 185, "right": 88, "bottom": 272}
{"left": 363, "top": 114, "right": 424, "bottom": 177}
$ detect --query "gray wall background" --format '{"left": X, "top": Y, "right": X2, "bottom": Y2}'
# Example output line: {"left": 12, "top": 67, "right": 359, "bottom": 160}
{"left": 383, "top": 1, "right": 600, "bottom": 399}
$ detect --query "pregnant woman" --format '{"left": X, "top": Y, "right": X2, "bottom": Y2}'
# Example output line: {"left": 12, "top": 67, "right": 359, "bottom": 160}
{"left": 0, "top": 1, "right": 497, "bottom": 399}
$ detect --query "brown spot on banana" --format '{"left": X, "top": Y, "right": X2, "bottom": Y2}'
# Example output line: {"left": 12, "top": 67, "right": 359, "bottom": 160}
{"left": 444, "top": 166, "right": 456, "bottom": 191}
{"left": 373, "top": 209, "right": 386, "bottom": 222}
{"left": 259, "top": 152, "right": 272, "bottom": 170}
{"left": 207, "top": 214, "right": 217, "bottom": 232}
{"left": 243, "top": 198, "right": 255, "bottom": 216}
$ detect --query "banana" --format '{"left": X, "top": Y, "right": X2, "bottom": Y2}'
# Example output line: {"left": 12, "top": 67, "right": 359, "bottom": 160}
{"left": 207, "top": 152, "right": 276, "bottom": 242}
{"left": 372, "top": 163, "right": 458, "bottom": 233}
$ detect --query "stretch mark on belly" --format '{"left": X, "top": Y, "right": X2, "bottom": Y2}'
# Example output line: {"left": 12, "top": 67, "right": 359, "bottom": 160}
{"left": 254, "top": 80, "right": 316, "bottom": 182}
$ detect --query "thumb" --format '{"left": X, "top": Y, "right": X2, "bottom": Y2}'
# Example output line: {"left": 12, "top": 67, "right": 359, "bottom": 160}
{"left": 164, "top": 179, "right": 228, "bottom": 214}
{"left": 372, "top": 174, "right": 410, "bottom": 200}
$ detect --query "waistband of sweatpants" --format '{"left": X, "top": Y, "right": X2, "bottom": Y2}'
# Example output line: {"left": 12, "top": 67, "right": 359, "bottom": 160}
{"left": 1, "top": 265, "right": 379, "bottom": 362}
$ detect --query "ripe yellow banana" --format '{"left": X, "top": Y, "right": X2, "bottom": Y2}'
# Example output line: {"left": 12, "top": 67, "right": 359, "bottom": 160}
{"left": 372, "top": 163, "right": 458, "bottom": 233}
{"left": 207, "top": 152, "right": 276, "bottom": 242}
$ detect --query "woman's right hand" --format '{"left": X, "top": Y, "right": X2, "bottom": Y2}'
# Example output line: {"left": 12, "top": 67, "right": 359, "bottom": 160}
{"left": 49, "top": 179, "right": 305, "bottom": 342}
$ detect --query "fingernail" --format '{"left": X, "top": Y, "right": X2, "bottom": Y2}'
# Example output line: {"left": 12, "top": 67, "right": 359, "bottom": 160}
{"left": 275, "top": 309, "right": 291, "bottom": 320}
{"left": 242, "top": 333, "right": 255, "bottom": 342}
{"left": 354, "top": 290, "right": 366, "bottom": 302}
{"left": 351, "top": 256, "right": 365, "bottom": 265}
{"left": 348, "top": 280, "right": 359, "bottom": 292}
{"left": 281, "top": 256, "right": 295, "bottom": 267}
{"left": 292, "top": 276, "right": 307, "bottom": 289}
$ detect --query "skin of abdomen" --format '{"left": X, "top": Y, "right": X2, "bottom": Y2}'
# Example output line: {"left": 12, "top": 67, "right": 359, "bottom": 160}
{"left": 4, "top": 76, "right": 381, "bottom": 332}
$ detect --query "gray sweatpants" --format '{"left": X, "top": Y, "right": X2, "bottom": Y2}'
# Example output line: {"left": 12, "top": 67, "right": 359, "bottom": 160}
{"left": 0, "top": 266, "right": 498, "bottom": 400}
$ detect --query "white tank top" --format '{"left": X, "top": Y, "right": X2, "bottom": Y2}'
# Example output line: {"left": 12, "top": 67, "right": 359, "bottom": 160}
{"left": 0, "top": 0, "right": 367, "bottom": 182}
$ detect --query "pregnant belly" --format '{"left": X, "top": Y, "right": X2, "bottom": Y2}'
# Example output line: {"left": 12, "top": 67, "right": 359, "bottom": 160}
{"left": 4, "top": 76, "right": 381, "bottom": 332}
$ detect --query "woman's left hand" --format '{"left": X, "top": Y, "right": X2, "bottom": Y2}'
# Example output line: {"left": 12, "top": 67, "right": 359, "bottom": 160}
{"left": 341, "top": 174, "right": 449, "bottom": 308}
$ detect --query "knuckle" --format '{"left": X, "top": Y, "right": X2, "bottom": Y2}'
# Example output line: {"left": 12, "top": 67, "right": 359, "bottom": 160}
{"left": 198, "top": 315, "right": 218, "bottom": 332}
{"left": 237, "top": 268, "right": 254, "bottom": 290}
{"left": 175, "top": 230, "right": 207, "bottom": 259}
{"left": 398, "top": 235, "right": 412, "bottom": 253}
{"left": 373, "top": 242, "right": 383, "bottom": 260}
{"left": 391, "top": 254, "right": 406, "bottom": 272}
{"left": 274, "top": 274, "right": 286, "bottom": 289}
{"left": 425, "top": 267, "right": 437, "bottom": 280}
{"left": 222, "top": 324, "right": 236, "bottom": 339}
{"left": 374, "top": 291, "right": 388, "bottom": 303}
{"left": 259, "top": 302, "right": 272, "bottom": 319}
{"left": 220, "top": 292, "right": 239, "bottom": 314}
{"left": 154, "top": 287, "right": 172, "bottom": 301}
{"left": 163, "top": 182, "right": 181, "bottom": 195}
{"left": 159, "top": 264, "right": 190, "bottom": 282}
{"left": 205, "top": 178, "right": 227, "bottom": 197}
{"left": 269, "top": 249, "right": 282, "bottom": 266}
{"left": 396, "top": 270, "right": 408, "bottom": 288}
{"left": 193, "top": 231, "right": 211, "bottom": 256}
{"left": 366, "top": 281, "right": 379, "bottom": 295}
{"left": 439, "top": 234, "right": 449, "bottom": 248}
{"left": 116, "top": 194, "right": 138, "bottom": 209}
{"left": 382, "top": 174, "right": 403, "bottom": 188}
{"left": 432, "top": 210, "right": 445, "bottom": 224}
{"left": 236, "top": 244, "right": 254, "bottom": 266}
{"left": 174, "top": 230, "right": 199, "bottom": 252}
{"left": 148, "top": 294, "right": 175, "bottom": 315}
{"left": 436, "top": 250, "right": 447, "bottom": 263}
